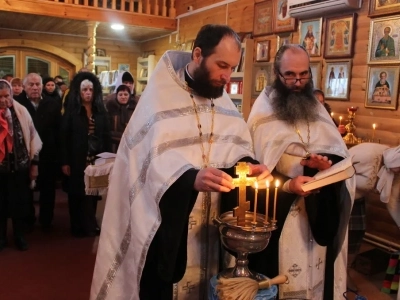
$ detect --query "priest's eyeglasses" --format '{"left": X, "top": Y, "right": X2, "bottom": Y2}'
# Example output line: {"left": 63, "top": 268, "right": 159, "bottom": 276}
{"left": 278, "top": 70, "right": 312, "bottom": 85}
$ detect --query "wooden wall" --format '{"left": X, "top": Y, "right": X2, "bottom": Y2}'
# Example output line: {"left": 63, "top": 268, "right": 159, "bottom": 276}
{"left": 145, "top": 0, "right": 400, "bottom": 147}
{"left": 141, "top": 0, "right": 254, "bottom": 56}
{"left": 0, "top": 29, "right": 141, "bottom": 79}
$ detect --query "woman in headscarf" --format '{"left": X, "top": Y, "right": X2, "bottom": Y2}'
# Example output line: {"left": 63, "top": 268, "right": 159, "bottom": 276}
{"left": 0, "top": 79, "right": 42, "bottom": 251}
{"left": 105, "top": 84, "right": 134, "bottom": 151}
{"left": 60, "top": 72, "right": 111, "bottom": 237}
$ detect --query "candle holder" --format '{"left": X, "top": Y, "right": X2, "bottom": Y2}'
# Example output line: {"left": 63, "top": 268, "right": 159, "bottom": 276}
{"left": 213, "top": 162, "right": 277, "bottom": 281}
{"left": 343, "top": 106, "right": 359, "bottom": 145}
{"left": 213, "top": 211, "right": 277, "bottom": 280}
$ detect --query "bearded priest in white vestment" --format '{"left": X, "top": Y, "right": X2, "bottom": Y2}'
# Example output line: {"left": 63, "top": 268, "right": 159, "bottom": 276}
{"left": 246, "top": 45, "right": 355, "bottom": 299}
{"left": 90, "top": 24, "right": 272, "bottom": 300}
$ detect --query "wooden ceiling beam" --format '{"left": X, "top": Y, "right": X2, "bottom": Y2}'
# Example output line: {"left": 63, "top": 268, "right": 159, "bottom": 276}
{"left": 0, "top": 0, "right": 176, "bottom": 31}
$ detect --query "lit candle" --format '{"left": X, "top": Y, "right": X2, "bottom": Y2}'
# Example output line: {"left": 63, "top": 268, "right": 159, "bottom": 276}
{"left": 265, "top": 180, "right": 270, "bottom": 223}
{"left": 169, "top": 34, "right": 171, "bottom": 44}
{"left": 330, "top": 112, "right": 334, "bottom": 118}
{"left": 339, "top": 116, "right": 342, "bottom": 125}
{"left": 372, "top": 123, "right": 376, "bottom": 140}
{"left": 273, "top": 180, "right": 280, "bottom": 221}
{"left": 253, "top": 182, "right": 258, "bottom": 223}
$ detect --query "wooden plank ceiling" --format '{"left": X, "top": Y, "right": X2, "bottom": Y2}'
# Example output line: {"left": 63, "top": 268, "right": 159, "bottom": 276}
{"left": 0, "top": 11, "right": 174, "bottom": 42}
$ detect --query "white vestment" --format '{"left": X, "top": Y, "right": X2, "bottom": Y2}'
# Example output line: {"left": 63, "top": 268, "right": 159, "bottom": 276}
{"left": 247, "top": 87, "right": 355, "bottom": 300}
{"left": 90, "top": 50, "right": 254, "bottom": 300}
{"left": 349, "top": 143, "right": 400, "bottom": 233}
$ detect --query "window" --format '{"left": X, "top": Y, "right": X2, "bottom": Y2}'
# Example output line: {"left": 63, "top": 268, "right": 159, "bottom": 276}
{"left": 59, "top": 67, "right": 70, "bottom": 86}
{"left": 0, "top": 55, "right": 15, "bottom": 78}
{"left": 26, "top": 56, "right": 50, "bottom": 77}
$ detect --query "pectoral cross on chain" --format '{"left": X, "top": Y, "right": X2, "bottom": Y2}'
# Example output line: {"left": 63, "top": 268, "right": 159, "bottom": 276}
{"left": 232, "top": 162, "right": 257, "bottom": 227}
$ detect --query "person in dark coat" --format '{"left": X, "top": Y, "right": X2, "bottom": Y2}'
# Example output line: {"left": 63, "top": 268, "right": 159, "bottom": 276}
{"left": 60, "top": 72, "right": 111, "bottom": 237}
{"left": 105, "top": 84, "right": 135, "bottom": 151}
{"left": 0, "top": 79, "right": 42, "bottom": 251}
{"left": 15, "top": 73, "right": 61, "bottom": 231}
{"left": 42, "top": 77, "right": 62, "bottom": 107}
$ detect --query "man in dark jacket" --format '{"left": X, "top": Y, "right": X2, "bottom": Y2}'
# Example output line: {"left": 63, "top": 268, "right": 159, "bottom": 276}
{"left": 15, "top": 73, "right": 61, "bottom": 231}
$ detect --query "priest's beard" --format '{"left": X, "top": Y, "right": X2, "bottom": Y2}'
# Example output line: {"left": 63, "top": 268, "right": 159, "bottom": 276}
{"left": 192, "top": 59, "right": 225, "bottom": 99}
{"left": 270, "top": 78, "right": 319, "bottom": 125}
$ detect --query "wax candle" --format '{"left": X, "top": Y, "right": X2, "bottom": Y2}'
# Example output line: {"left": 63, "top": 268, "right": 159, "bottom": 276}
{"left": 253, "top": 182, "right": 258, "bottom": 223}
{"left": 265, "top": 180, "right": 270, "bottom": 223}
{"left": 169, "top": 35, "right": 171, "bottom": 44}
{"left": 372, "top": 123, "right": 376, "bottom": 140}
{"left": 339, "top": 116, "right": 342, "bottom": 125}
{"left": 273, "top": 180, "right": 280, "bottom": 221}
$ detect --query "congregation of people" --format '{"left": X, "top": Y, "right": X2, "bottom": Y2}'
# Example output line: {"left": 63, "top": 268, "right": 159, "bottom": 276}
{"left": 1, "top": 24, "right": 399, "bottom": 300}
{"left": 0, "top": 69, "right": 138, "bottom": 250}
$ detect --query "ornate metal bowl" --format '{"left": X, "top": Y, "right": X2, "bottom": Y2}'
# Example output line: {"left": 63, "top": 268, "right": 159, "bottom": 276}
{"left": 213, "top": 211, "right": 276, "bottom": 279}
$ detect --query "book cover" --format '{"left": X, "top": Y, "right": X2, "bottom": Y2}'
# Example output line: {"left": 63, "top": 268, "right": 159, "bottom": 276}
{"left": 301, "top": 157, "right": 355, "bottom": 192}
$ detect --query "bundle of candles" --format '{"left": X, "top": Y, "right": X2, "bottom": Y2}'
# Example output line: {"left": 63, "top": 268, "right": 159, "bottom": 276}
{"left": 232, "top": 162, "right": 280, "bottom": 227}
{"left": 252, "top": 180, "right": 280, "bottom": 224}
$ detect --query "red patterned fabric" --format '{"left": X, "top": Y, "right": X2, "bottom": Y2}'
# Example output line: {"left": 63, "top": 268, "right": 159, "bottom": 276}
{"left": 0, "top": 109, "right": 13, "bottom": 162}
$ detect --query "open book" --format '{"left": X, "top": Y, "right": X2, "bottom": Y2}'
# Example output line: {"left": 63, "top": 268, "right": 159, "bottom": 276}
{"left": 301, "top": 157, "right": 355, "bottom": 192}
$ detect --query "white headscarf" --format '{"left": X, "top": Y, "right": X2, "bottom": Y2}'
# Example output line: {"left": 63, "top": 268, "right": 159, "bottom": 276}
{"left": 376, "top": 145, "right": 400, "bottom": 203}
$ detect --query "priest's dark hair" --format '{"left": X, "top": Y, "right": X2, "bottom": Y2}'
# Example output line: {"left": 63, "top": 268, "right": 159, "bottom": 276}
{"left": 273, "top": 44, "right": 309, "bottom": 75}
{"left": 192, "top": 24, "right": 241, "bottom": 59}
{"left": 66, "top": 71, "right": 105, "bottom": 114}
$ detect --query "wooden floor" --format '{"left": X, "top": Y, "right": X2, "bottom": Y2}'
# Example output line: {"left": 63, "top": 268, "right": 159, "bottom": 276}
{"left": 347, "top": 242, "right": 398, "bottom": 300}
{"left": 0, "top": 189, "right": 398, "bottom": 300}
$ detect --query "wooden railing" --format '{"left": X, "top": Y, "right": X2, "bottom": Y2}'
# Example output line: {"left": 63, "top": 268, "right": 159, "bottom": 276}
{"left": 49, "top": 0, "right": 176, "bottom": 17}
{"left": 0, "top": 0, "right": 176, "bottom": 30}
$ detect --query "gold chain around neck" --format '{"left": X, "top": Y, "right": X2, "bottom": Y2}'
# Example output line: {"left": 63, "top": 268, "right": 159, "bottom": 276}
{"left": 190, "top": 93, "right": 215, "bottom": 168}
{"left": 294, "top": 120, "right": 311, "bottom": 159}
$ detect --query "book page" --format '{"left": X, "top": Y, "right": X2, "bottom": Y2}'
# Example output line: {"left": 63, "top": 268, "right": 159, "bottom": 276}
{"left": 313, "top": 156, "right": 352, "bottom": 180}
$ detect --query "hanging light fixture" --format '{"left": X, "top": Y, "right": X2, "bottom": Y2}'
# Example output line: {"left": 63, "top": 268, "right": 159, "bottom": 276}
{"left": 111, "top": 24, "right": 124, "bottom": 30}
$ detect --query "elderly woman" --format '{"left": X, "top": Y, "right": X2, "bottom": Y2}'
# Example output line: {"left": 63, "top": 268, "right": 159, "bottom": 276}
{"left": 0, "top": 79, "right": 42, "bottom": 251}
{"left": 60, "top": 72, "right": 111, "bottom": 237}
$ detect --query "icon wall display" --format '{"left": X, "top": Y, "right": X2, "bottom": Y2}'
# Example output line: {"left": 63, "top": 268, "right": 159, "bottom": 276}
{"left": 367, "top": 16, "right": 400, "bottom": 64}
{"left": 255, "top": 39, "right": 271, "bottom": 62}
{"left": 323, "top": 59, "right": 352, "bottom": 101}
{"left": 298, "top": 18, "right": 323, "bottom": 57}
{"left": 324, "top": 14, "right": 356, "bottom": 59}
{"left": 253, "top": 0, "right": 274, "bottom": 36}
{"left": 365, "top": 65, "right": 399, "bottom": 110}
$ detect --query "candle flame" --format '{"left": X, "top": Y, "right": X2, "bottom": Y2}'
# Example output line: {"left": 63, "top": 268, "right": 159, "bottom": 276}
{"left": 275, "top": 180, "right": 280, "bottom": 188}
{"left": 339, "top": 116, "right": 342, "bottom": 120}
{"left": 331, "top": 112, "right": 334, "bottom": 117}
{"left": 266, "top": 180, "right": 270, "bottom": 188}
{"left": 255, "top": 182, "right": 258, "bottom": 189}
{"left": 373, "top": 123, "right": 376, "bottom": 129}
